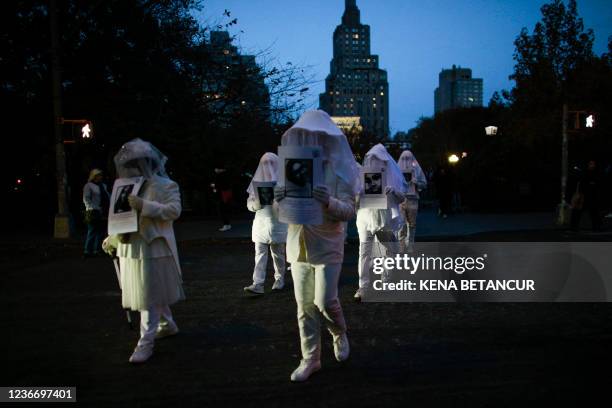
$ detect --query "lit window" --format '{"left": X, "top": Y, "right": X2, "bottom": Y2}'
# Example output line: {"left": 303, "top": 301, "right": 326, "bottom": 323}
{"left": 380, "top": 92, "right": 384, "bottom": 96}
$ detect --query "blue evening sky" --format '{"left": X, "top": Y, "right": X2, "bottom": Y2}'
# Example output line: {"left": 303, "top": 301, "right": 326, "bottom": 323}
{"left": 195, "top": 0, "right": 611, "bottom": 133}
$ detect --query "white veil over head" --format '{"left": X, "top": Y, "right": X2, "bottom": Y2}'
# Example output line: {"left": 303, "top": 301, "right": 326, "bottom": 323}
{"left": 398, "top": 150, "right": 423, "bottom": 174}
{"left": 363, "top": 143, "right": 407, "bottom": 194}
{"left": 113, "top": 138, "right": 169, "bottom": 179}
{"left": 281, "top": 110, "right": 360, "bottom": 194}
{"left": 247, "top": 152, "right": 279, "bottom": 197}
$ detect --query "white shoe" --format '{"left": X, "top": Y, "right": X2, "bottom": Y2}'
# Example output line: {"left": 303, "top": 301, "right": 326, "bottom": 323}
{"left": 155, "top": 323, "right": 179, "bottom": 339}
{"left": 271, "top": 278, "right": 285, "bottom": 291}
{"left": 244, "top": 283, "right": 264, "bottom": 294}
{"left": 354, "top": 288, "right": 363, "bottom": 301}
{"left": 332, "top": 333, "right": 350, "bottom": 362}
{"left": 218, "top": 224, "right": 232, "bottom": 232}
{"left": 129, "top": 345, "right": 153, "bottom": 364}
{"left": 290, "top": 359, "right": 321, "bottom": 382}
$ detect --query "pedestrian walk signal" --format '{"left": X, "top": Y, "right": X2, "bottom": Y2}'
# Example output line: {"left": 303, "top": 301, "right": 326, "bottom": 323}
{"left": 570, "top": 112, "right": 596, "bottom": 130}
{"left": 585, "top": 114, "right": 594, "bottom": 128}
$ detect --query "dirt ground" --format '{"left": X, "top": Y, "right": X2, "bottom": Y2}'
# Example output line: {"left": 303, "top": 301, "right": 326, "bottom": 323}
{"left": 1, "top": 237, "right": 611, "bottom": 407}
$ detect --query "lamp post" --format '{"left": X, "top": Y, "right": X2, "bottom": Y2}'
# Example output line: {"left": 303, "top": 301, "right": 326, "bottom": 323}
{"left": 49, "top": 0, "right": 71, "bottom": 238}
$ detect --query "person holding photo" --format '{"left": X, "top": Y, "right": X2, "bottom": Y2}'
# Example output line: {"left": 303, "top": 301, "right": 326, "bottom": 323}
{"left": 244, "top": 152, "right": 288, "bottom": 295}
{"left": 355, "top": 144, "right": 408, "bottom": 301}
{"left": 102, "top": 139, "right": 185, "bottom": 364}
{"left": 397, "top": 150, "right": 427, "bottom": 253}
{"left": 274, "top": 110, "right": 360, "bottom": 382}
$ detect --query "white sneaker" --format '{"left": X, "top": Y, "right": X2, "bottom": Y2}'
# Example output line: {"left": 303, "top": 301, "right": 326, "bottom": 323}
{"left": 290, "top": 359, "right": 321, "bottom": 382}
{"left": 354, "top": 288, "right": 363, "bottom": 301}
{"left": 244, "top": 283, "right": 264, "bottom": 294}
{"left": 155, "top": 323, "right": 179, "bottom": 339}
{"left": 332, "top": 333, "right": 350, "bottom": 362}
{"left": 129, "top": 345, "right": 153, "bottom": 364}
{"left": 218, "top": 224, "right": 232, "bottom": 232}
{"left": 271, "top": 278, "right": 285, "bottom": 291}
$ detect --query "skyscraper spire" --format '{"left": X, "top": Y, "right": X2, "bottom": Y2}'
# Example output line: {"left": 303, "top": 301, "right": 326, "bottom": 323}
{"left": 320, "top": 0, "right": 389, "bottom": 138}
{"left": 342, "top": 0, "right": 360, "bottom": 26}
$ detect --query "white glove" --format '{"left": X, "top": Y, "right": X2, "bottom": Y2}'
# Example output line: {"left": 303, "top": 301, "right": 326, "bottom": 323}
{"left": 274, "top": 186, "right": 286, "bottom": 203}
{"left": 102, "top": 235, "right": 119, "bottom": 256}
{"left": 313, "top": 185, "right": 330, "bottom": 207}
{"left": 128, "top": 194, "right": 144, "bottom": 211}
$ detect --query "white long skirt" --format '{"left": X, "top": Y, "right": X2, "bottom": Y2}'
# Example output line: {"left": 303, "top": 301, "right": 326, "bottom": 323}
{"left": 119, "top": 256, "right": 185, "bottom": 311}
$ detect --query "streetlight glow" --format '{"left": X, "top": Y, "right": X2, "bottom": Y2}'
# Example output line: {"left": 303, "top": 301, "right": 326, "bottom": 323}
{"left": 448, "top": 154, "right": 460, "bottom": 164}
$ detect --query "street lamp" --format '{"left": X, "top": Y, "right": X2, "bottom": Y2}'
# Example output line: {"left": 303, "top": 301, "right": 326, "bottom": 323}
{"left": 448, "top": 154, "right": 460, "bottom": 164}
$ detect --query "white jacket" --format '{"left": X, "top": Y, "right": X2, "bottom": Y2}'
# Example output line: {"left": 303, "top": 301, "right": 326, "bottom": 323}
{"left": 286, "top": 167, "right": 355, "bottom": 265}
{"left": 248, "top": 198, "right": 288, "bottom": 244}
{"left": 116, "top": 176, "right": 182, "bottom": 275}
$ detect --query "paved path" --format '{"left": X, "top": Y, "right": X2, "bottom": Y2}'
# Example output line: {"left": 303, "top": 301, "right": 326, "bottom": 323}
{"left": 174, "top": 210, "right": 559, "bottom": 242}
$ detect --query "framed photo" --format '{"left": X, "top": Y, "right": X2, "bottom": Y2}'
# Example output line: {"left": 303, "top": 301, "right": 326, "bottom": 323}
{"left": 277, "top": 146, "right": 324, "bottom": 225}
{"left": 403, "top": 171, "right": 413, "bottom": 183}
{"left": 107, "top": 176, "right": 144, "bottom": 235}
{"left": 360, "top": 163, "right": 388, "bottom": 209}
{"left": 285, "top": 158, "right": 313, "bottom": 198}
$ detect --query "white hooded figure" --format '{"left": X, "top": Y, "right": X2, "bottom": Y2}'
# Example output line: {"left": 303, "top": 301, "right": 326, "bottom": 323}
{"left": 274, "top": 110, "right": 360, "bottom": 382}
{"left": 355, "top": 144, "right": 408, "bottom": 300}
{"left": 244, "top": 152, "right": 288, "bottom": 294}
{"left": 102, "top": 138, "right": 185, "bottom": 364}
{"left": 397, "top": 150, "right": 427, "bottom": 252}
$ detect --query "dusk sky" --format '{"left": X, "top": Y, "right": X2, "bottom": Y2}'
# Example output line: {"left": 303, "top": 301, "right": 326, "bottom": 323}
{"left": 195, "top": 0, "right": 611, "bottom": 133}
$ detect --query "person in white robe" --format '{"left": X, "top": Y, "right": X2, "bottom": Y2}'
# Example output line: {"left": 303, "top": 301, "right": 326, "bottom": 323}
{"left": 355, "top": 144, "right": 408, "bottom": 300}
{"left": 102, "top": 138, "right": 185, "bottom": 364}
{"left": 244, "top": 152, "right": 288, "bottom": 294}
{"left": 274, "top": 110, "right": 360, "bottom": 382}
{"left": 397, "top": 150, "right": 427, "bottom": 253}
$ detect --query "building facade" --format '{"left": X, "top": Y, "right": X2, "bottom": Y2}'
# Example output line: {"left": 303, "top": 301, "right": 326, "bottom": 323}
{"left": 319, "top": 0, "right": 389, "bottom": 138}
{"left": 204, "top": 31, "right": 270, "bottom": 125}
{"left": 434, "top": 65, "right": 483, "bottom": 114}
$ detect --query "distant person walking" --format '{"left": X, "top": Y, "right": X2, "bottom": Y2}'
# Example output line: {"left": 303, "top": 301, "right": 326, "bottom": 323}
{"left": 571, "top": 160, "right": 602, "bottom": 232}
{"left": 211, "top": 164, "right": 233, "bottom": 231}
{"left": 397, "top": 150, "right": 427, "bottom": 253}
{"left": 82, "top": 168, "right": 109, "bottom": 257}
{"left": 243, "top": 153, "right": 288, "bottom": 295}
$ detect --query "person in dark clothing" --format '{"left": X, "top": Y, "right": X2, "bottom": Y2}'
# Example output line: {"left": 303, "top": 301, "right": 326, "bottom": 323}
{"left": 434, "top": 166, "right": 453, "bottom": 218}
{"left": 570, "top": 160, "right": 602, "bottom": 232}
{"left": 211, "top": 165, "right": 233, "bottom": 231}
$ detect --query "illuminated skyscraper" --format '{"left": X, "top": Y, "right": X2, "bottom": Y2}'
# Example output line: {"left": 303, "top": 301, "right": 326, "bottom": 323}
{"left": 319, "top": 0, "right": 389, "bottom": 137}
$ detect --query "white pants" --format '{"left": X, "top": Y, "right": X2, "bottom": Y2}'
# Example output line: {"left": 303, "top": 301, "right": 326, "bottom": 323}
{"left": 358, "top": 229, "right": 399, "bottom": 289}
{"left": 252, "top": 243, "right": 286, "bottom": 285}
{"left": 291, "top": 262, "right": 347, "bottom": 361}
{"left": 137, "top": 304, "right": 176, "bottom": 348}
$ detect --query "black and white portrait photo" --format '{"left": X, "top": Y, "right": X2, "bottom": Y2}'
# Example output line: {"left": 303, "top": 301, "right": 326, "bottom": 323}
{"left": 113, "top": 184, "right": 134, "bottom": 214}
{"left": 257, "top": 186, "right": 275, "bottom": 206}
{"left": 285, "top": 158, "right": 313, "bottom": 198}
{"left": 403, "top": 171, "right": 413, "bottom": 183}
{"left": 364, "top": 172, "right": 383, "bottom": 195}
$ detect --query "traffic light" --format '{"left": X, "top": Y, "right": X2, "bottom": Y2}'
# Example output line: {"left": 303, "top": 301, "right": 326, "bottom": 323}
{"left": 81, "top": 122, "right": 92, "bottom": 138}
{"left": 570, "top": 111, "right": 597, "bottom": 130}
